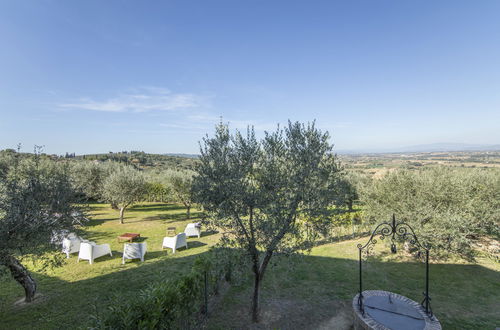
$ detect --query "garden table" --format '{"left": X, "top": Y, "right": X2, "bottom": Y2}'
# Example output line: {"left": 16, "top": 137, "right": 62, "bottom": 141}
{"left": 117, "top": 233, "right": 140, "bottom": 242}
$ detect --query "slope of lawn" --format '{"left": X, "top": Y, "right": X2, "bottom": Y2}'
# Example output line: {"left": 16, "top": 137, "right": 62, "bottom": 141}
{"left": 1, "top": 203, "right": 499, "bottom": 329}
{"left": 206, "top": 238, "right": 500, "bottom": 330}
{"left": 0, "top": 203, "right": 216, "bottom": 329}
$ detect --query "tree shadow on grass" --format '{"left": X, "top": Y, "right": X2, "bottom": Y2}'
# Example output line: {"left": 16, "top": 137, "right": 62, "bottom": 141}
{"left": 185, "top": 241, "right": 207, "bottom": 249}
{"left": 84, "top": 217, "right": 117, "bottom": 227}
{"left": 84, "top": 212, "right": 203, "bottom": 226}
{"left": 200, "top": 230, "right": 219, "bottom": 238}
{"left": 207, "top": 254, "right": 500, "bottom": 330}
{"left": 75, "top": 253, "right": 116, "bottom": 265}
{"left": 86, "top": 204, "right": 106, "bottom": 211}
{"left": 140, "top": 211, "right": 203, "bottom": 223}
{"left": 0, "top": 251, "right": 207, "bottom": 329}
{"left": 128, "top": 203, "right": 187, "bottom": 213}
{"left": 74, "top": 229, "right": 118, "bottom": 242}
{"left": 87, "top": 212, "right": 105, "bottom": 217}
{"left": 84, "top": 203, "right": 199, "bottom": 226}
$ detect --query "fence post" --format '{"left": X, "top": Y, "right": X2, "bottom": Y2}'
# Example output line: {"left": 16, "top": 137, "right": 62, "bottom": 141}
{"left": 203, "top": 270, "right": 208, "bottom": 315}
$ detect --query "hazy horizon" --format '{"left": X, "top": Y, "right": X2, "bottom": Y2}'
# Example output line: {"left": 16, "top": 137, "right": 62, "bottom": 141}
{"left": 2, "top": 1, "right": 500, "bottom": 154}
{"left": 5, "top": 141, "right": 500, "bottom": 157}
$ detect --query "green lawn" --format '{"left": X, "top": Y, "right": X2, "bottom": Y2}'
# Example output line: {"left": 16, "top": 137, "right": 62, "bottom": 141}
{"left": 1, "top": 203, "right": 499, "bottom": 329}
{"left": 0, "top": 203, "right": 217, "bottom": 329}
{"left": 206, "top": 239, "right": 500, "bottom": 329}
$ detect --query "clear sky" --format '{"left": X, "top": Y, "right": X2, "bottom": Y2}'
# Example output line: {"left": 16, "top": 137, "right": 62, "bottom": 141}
{"left": 1, "top": 0, "right": 499, "bottom": 154}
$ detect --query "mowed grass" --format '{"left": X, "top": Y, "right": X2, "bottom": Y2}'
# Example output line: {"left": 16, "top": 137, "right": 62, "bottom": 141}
{"left": 206, "top": 239, "right": 500, "bottom": 329}
{"left": 0, "top": 203, "right": 218, "bottom": 329}
{"left": 1, "top": 203, "right": 499, "bottom": 329}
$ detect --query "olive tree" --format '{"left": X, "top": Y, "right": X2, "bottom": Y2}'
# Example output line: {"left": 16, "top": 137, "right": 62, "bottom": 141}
{"left": 142, "top": 170, "right": 174, "bottom": 203}
{"left": 71, "top": 161, "right": 106, "bottom": 201}
{"left": 101, "top": 166, "right": 145, "bottom": 224}
{"left": 361, "top": 167, "right": 500, "bottom": 258}
{"left": 168, "top": 169, "right": 195, "bottom": 219}
{"left": 0, "top": 151, "right": 86, "bottom": 302}
{"left": 334, "top": 170, "right": 371, "bottom": 212}
{"left": 193, "top": 121, "right": 340, "bottom": 322}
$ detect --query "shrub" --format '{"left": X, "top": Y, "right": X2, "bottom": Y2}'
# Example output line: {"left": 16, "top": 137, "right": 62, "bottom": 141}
{"left": 361, "top": 167, "right": 500, "bottom": 258}
{"left": 89, "top": 248, "right": 247, "bottom": 329}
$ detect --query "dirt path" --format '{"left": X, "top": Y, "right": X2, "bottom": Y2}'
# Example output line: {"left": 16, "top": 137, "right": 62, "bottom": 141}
{"left": 205, "top": 292, "right": 354, "bottom": 329}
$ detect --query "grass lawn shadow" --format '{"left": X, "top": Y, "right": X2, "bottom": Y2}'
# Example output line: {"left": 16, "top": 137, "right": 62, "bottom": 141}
{"left": 128, "top": 203, "right": 187, "bottom": 213}
{"left": 200, "top": 230, "right": 219, "bottom": 237}
{"left": 0, "top": 251, "right": 208, "bottom": 329}
{"left": 206, "top": 249, "right": 500, "bottom": 330}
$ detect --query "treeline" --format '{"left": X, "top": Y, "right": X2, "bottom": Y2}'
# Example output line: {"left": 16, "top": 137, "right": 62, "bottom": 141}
{"left": 0, "top": 148, "right": 198, "bottom": 224}
{"left": 74, "top": 151, "right": 198, "bottom": 170}
{"left": 71, "top": 161, "right": 195, "bottom": 223}
{"left": 0, "top": 148, "right": 198, "bottom": 169}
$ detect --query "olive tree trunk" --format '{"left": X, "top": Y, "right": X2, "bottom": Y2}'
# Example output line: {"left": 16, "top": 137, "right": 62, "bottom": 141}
{"left": 251, "top": 271, "right": 261, "bottom": 322}
{"left": 347, "top": 199, "right": 354, "bottom": 212}
{"left": 6, "top": 256, "right": 37, "bottom": 302}
{"left": 119, "top": 207, "right": 125, "bottom": 224}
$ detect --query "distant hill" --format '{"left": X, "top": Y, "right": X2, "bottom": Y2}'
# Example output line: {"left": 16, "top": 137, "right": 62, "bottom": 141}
{"left": 73, "top": 151, "right": 198, "bottom": 170}
{"left": 337, "top": 143, "right": 500, "bottom": 154}
{"left": 393, "top": 143, "right": 500, "bottom": 153}
{"left": 164, "top": 153, "right": 199, "bottom": 159}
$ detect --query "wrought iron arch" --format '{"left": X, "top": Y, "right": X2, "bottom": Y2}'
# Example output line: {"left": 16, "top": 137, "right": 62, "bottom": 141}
{"left": 357, "top": 214, "right": 432, "bottom": 316}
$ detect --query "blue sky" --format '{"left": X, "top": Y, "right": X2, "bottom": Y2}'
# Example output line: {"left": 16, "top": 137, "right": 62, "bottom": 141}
{"left": 1, "top": 1, "right": 499, "bottom": 154}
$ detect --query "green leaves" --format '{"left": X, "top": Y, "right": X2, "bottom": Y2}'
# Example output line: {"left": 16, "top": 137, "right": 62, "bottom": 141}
{"left": 89, "top": 248, "right": 246, "bottom": 329}
{"left": 167, "top": 169, "right": 195, "bottom": 206}
{"left": 361, "top": 167, "right": 500, "bottom": 258}
{"left": 193, "top": 121, "right": 341, "bottom": 255}
{"left": 101, "top": 165, "right": 146, "bottom": 208}
{"left": 0, "top": 153, "right": 86, "bottom": 258}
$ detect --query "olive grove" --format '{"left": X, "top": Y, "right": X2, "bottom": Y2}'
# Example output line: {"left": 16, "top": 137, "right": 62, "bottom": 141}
{"left": 361, "top": 166, "right": 500, "bottom": 258}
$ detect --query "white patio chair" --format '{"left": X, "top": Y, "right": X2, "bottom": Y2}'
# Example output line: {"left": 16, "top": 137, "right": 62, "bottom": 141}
{"left": 77, "top": 242, "right": 113, "bottom": 264}
{"left": 184, "top": 223, "right": 201, "bottom": 238}
{"left": 62, "top": 233, "right": 88, "bottom": 258}
{"left": 122, "top": 242, "right": 147, "bottom": 264}
{"left": 162, "top": 233, "right": 188, "bottom": 253}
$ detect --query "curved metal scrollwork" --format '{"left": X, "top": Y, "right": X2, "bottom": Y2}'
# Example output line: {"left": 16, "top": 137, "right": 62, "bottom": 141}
{"left": 357, "top": 222, "right": 393, "bottom": 257}
{"left": 357, "top": 214, "right": 433, "bottom": 317}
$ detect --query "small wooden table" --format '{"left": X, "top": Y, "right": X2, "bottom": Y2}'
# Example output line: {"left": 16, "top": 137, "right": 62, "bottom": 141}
{"left": 166, "top": 227, "right": 176, "bottom": 236}
{"left": 118, "top": 233, "right": 140, "bottom": 243}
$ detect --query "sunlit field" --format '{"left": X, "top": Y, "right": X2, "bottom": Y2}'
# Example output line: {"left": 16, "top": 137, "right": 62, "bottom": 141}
{"left": 0, "top": 203, "right": 215, "bottom": 329}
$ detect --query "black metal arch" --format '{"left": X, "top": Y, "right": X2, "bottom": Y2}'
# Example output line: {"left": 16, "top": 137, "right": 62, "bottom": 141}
{"left": 357, "top": 214, "right": 432, "bottom": 316}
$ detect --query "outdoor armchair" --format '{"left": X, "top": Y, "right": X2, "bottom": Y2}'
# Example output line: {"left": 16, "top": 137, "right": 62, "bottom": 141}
{"left": 77, "top": 242, "right": 113, "bottom": 264}
{"left": 162, "top": 233, "right": 188, "bottom": 253}
{"left": 184, "top": 222, "right": 201, "bottom": 238}
{"left": 62, "top": 233, "right": 88, "bottom": 258}
{"left": 122, "top": 242, "right": 147, "bottom": 264}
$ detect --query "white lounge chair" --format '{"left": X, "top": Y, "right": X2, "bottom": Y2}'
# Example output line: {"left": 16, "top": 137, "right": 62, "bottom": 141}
{"left": 122, "top": 242, "right": 147, "bottom": 264}
{"left": 184, "top": 223, "right": 201, "bottom": 238}
{"left": 62, "top": 233, "right": 88, "bottom": 258}
{"left": 78, "top": 242, "right": 112, "bottom": 264}
{"left": 162, "top": 233, "right": 188, "bottom": 253}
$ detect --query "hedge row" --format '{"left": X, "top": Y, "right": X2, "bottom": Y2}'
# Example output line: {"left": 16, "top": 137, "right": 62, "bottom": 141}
{"left": 89, "top": 248, "right": 247, "bottom": 329}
